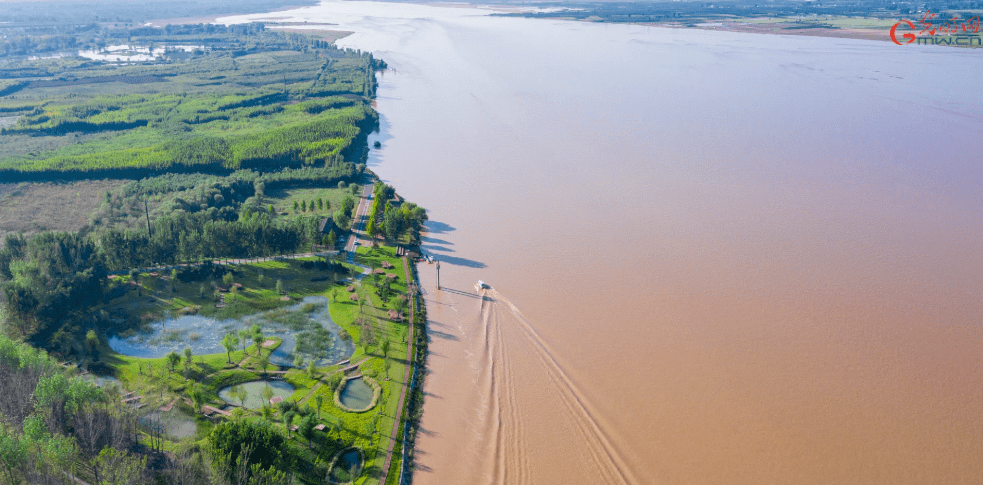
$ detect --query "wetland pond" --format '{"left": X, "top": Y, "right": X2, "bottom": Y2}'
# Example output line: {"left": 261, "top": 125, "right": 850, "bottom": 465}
{"left": 218, "top": 380, "right": 294, "bottom": 409}
{"left": 330, "top": 449, "right": 363, "bottom": 483}
{"left": 339, "top": 377, "right": 374, "bottom": 411}
{"left": 109, "top": 296, "right": 353, "bottom": 367}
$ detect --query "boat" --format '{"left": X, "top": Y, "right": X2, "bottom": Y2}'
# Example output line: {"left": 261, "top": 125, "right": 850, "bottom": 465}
{"left": 475, "top": 280, "right": 488, "bottom": 292}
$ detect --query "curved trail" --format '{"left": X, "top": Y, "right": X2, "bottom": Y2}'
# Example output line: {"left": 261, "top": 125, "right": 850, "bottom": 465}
{"left": 472, "top": 288, "right": 638, "bottom": 485}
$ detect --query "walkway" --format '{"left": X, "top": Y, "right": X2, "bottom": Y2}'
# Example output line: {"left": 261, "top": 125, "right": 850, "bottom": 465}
{"left": 345, "top": 179, "right": 375, "bottom": 263}
{"left": 378, "top": 256, "right": 417, "bottom": 485}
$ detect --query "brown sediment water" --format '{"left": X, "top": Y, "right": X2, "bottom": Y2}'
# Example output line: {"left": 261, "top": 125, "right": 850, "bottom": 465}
{"left": 222, "top": 3, "right": 983, "bottom": 484}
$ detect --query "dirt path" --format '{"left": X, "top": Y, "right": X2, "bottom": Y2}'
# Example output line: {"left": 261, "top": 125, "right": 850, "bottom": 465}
{"left": 378, "top": 256, "right": 417, "bottom": 485}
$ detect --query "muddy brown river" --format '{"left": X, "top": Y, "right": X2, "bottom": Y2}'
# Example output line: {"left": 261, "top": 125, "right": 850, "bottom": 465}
{"left": 224, "top": 3, "right": 983, "bottom": 483}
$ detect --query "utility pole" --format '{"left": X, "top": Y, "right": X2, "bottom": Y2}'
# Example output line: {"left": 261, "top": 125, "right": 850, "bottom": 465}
{"left": 436, "top": 260, "right": 440, "bottom": 290}
{"left": 144, "top": 199, "right": 152, "bottom": 238}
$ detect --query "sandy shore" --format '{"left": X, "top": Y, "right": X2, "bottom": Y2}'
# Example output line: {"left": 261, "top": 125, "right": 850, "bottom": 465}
{"left": 685, "top": 21, "right": 894, "bottom": 43}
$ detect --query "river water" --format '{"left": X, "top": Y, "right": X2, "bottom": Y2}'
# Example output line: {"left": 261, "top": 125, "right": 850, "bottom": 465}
{"left": 222, "top": 3, "right": 983, "bottom": 484}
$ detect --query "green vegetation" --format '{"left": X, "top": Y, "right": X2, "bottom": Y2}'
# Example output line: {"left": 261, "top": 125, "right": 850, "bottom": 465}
{"left": 365, "top": 183, "right": 428, "bottom": 245}
{"left": 0, "top": 8, "right": 426, "bottom": 483}
{"left": 0, "top": 23, "right": 385, "bottom": 180}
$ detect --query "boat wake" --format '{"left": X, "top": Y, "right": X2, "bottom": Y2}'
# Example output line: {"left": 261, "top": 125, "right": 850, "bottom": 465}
{"left": 470, "top": 287, "right": 638, "bottom": 485}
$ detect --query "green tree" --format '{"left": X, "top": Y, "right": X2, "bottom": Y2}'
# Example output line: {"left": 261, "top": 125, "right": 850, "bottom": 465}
{"left": 313, "top": 394, "right": 324, "bottom": 419}
{"left": 309, "top": 199, "right": 316, "bottom": 212}
{"left": 166, "top": 351, "right": 181, "bottom": 377}
{"left": 275, "top": 279, "right": 285, "bottom": 295}
{"left": 261, "top": 384, "right": 274, "bottom": 408}
{"left": 333, "top": 210, "right": 350, "bottom": 230}
{"left": 252, "top": 325, "right": 264, "bottom": 352}
{"left": 258, "top": 353, "right": 270, "bottom": 377}
{"left": 317, "top": 198, "right": 324, "bottom": 210}
{"left": 221, "top": 332, "right": 240, "bottom": 363}
{"left": 207, "top": 420, "right": 287, "bottom": 483}
{"left": 222, "top": 272, "right": 234, "bottom": 287}
{"left": 282, "top": 411, "right": 295, "bottom": 437}
{"left": 239, "top": 329, "right": 251, "bottom": 355}
{"left": 0, "top": 429, "right": 28, "bottom": 484}
{"left": 93, "top": 446, "right": 146, "bottom": 485}
{"left": 183, "top": 347, "right": 193, "bottom": 374}
{"left": 189, "top": 383, "right": 205, "bottom": 413}
{"left": 298, "top": 415, "right": 316, "bottom": 447}
{"left": 293, "top": 200, "right": 299, "bottom": 211}
{"left": 306, "top": 358, "right": 317, "bottom": 379}
{"left": 269, "top": 204, "right": 276, "bottom": 215}
{"left": 301, "top": 200, "right": 307, "bottom": 212}
{"left": 85, "top": 329, "right": 99, "bottom": 361}
{"left": 229, "top": 384, "right": 247, "bottom": 408}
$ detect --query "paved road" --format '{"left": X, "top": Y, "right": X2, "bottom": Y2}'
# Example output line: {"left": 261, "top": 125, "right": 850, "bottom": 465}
{"left": 345, "top": 180, "right": 375, "bottom": 263}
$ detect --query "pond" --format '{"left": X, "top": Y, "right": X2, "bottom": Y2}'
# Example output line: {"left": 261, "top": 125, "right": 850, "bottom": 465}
{"left": 140, "top": 409, "right": 197, "bottom": 440}
{"left": 218, "top": 380, "right": 294, "bottom": 409}
{"left": 339, "top": 377, "right": 374, "bottom": 411}
{"left": 109, "top": 296, "right": 354, "bottom": 367}
{"left": 330, "top": 449, "right": 363, "bottom": 483}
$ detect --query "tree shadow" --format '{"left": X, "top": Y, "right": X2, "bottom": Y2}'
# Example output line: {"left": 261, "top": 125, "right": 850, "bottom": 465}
{"left": 423, "top": 244, "right": 455, "bottom": 253}
{"left": 432, "top": 254, "right": 486, "bottom": 268}
{"left": 420, "top": 236, "right": 453, "bottom": 245}
{"left": 424, "top": 221, "right": 455, "bottom": 234}
{"left": 428, "top": 329, "right": 458, "bottom": 341}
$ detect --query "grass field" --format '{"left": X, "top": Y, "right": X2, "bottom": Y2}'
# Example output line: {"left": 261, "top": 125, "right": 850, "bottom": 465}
{"left": 265, "top": 185, "right": 359, "bottom": 221}
{"left": 0, "top": 179, "right": 124, "bottom": 244}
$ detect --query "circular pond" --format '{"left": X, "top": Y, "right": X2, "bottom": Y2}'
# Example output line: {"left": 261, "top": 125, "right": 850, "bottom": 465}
{"left": 339, "top": 377, "right": 375, "bottom": 411}
{"left": 219, "top": 380, "right": 294, "bottom": 409}
{"left": 329, "top": 448, "right": 363, "bottom": 484}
